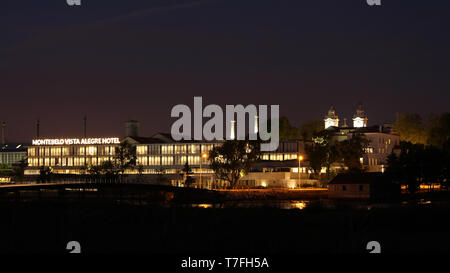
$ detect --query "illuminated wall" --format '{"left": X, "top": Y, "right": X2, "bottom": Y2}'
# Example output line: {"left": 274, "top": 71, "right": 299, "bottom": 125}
{"left": 324, "top": 118, "right": 339, "bottom": 129}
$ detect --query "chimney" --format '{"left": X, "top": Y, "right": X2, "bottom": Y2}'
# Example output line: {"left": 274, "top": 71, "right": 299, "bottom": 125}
{"left": 254, "top": 115, "right": 259, "bottom": 134}
{"left": 83, "top": 116, "right": 87, "bottom": 138}
{"left": 36, "top": 119, "right": 40, "bottom": 138}
{"left": 125, "top": 120, "right": 140, "bottom": 137}
{"left": 230, "top": 120, "right": 236, "bottom": 140}
{"left": 1, "top": 121, "right": 6, "bottom": 145}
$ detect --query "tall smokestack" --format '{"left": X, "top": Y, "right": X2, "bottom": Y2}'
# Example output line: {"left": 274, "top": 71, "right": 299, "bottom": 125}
{"left": 83, "top": 116, "right": 87, "bottom": 138}
{"left": 36, "top": 119, "right": 40, "bottom": 138}
{"left": 1, "top": 121, "right": 6, "bottom": 145}
{"left": 125, "top": 120, "right": 140, "bottom": 137}
{"left": 230, "top": 120, "right": 236, "bottom": 140}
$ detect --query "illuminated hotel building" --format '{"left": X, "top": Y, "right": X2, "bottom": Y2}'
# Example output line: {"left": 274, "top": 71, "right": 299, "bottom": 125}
{"left": 125, "top": 133, "right": 306, "bottom": 188}
{"left": 25, "top": 131, "right": 308, "bottom": 188}
{"left": 129, "top": 135, "right": 302, "bottom": 172}
{"left": 25, "top": 137, "right": 120, "bottom": 175}
{"left": 124, "top": 133, "right": 220, "bottom": 175}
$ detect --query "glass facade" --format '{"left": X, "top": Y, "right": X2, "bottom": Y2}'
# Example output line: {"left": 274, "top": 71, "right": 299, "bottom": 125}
{"left": 134, "top": 143, "right": 220, "bottom": 169}
{"left": 27, "top": 145, "right": 117, "bottom": 169}
{"left": 0, "top": 151, "right": 27, "bottom": 166}
{"left": 25, "top": 139, "right": 305, "bottom": 175}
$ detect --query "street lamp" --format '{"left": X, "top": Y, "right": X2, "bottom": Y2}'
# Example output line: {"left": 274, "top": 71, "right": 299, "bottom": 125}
{"left": 298, "top": 155, "right": 303, "bottom": 188}
{"left": 200, "top": 152, "right": 208, "bottom": 188}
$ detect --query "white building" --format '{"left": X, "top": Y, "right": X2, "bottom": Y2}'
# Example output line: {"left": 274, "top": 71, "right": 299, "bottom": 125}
{"left": 324, "top": 106, "right": 400, "bottom": 172}
{"left": 324, "top": 106, "right": 339, "bottom": 129}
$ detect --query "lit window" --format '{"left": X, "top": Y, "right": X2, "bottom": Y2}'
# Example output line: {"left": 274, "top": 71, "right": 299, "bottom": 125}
{"left": 87, "top": 146, "right": 97, "bottom": 156}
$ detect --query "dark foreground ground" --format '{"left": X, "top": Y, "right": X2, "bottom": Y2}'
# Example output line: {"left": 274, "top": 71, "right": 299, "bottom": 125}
{"left": 1, "top": 199, "right": 450, "bottom": 254}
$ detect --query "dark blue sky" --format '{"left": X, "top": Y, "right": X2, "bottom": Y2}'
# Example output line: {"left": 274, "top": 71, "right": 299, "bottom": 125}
{"left": 1, "top": 0, "right": 449, "bottom": 141}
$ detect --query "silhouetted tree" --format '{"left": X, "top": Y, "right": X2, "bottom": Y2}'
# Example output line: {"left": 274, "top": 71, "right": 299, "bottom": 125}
{"left": 394, "top": 113, "right": 428, "bottom": 144}
{"left": 311, "top": 130, "right": 339, "bottom": 177}
{"left": 386, "top": 142, "right": 449, "bottom": 194}
{"left": 209, "top": 140, "right": 260, "bottom": 189}
{"left": 276, "top": 116, "right": 322, "bottom": 141}
{"left": 87, "top": 160, "right": 120, "bottom": 182}
{"left": 0, "top": 163, "right": 14, "bottom": 177}
{"left": 12, "top": 158, "right": 28, "bottom": 182}
{"left": 136, "top": 163, "right": 144, "bottom": 183}
{"left": 299, "top": 118, "right": 323, "bottom": 141}
{"left": 180, "top": 162, "right": 194, "bottom": 187}
{"left": 38, "top": 166, "right": 53, "bottom": 183}
{"left": 305, "top": 144, "right": 327, "bottom": 175}
{"left": 335, "top": 133, "right": 370, "bottom": 173}
{"left": 114, "top": 141, "right": 137, "bottom": 179}
{"left": 428, "top": 113, "right": 450, "bottom": 148}
{"left": 277, "top": 116, "right": 300, "bottom": 140}
{"left": 156, "top": 167, "right": 169, "bottom": 184}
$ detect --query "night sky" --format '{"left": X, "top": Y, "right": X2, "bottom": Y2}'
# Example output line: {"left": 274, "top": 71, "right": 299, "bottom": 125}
{"left": 1, "top": 0, "right": 449, "bottom": 142}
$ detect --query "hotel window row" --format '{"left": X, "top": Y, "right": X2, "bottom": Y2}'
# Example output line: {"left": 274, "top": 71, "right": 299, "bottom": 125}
{"left": 137, "top": 155, "right": 208, "bottom": 166}
{"left": 28, "top": 156, "right": 115, "bottom": 167}
{"left": 27, "top": 146, "right": 116, "bottom": 157}
{"left": 260, "top": 153, "right": 298, "bottom": 161}
{"left": 136, "top": 144, "right": 218, "bottom": 156}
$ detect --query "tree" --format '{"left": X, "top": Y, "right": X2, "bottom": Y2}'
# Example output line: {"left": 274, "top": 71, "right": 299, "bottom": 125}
{"left": 385, "top": 142, "right": 448, "bottom": 194}
{"left": 335, "top": 133, "right": 370, "bottom": 173}
{"left": 428, "top": 112, "right": 450, "bottom": 149}
{"left": 209, "top": 140, "right": 261, "bottom": 189}
{"left": 394, "top": 113, "right": 428, "bottom": 144}
{"left": 156, "top": 167, "right": 169, "bottom": 184}
{"left": 278, "top": 116, "right": 301, "bottom": 140}
{"left": 12, "top": 158, "right": 28, "bottom": 181}
{"left": 87, "top": 160, "right": 120, "bottom": 182}
{"left": 311, "top": 130, "right": 339, "bottom": 176}
{"left": 136, "top": 164, "right": 144, "bottom": 183}
{"left": 305, "top": 143, "right": 327, "bottom": 175}
{"left": 299, "top": 118, "right": 323, "bottom": 141}
{"left": 38, "top": 166, "right": 53, "bottom": 183}
{"left": 0, "top": 164, "right": 14, "bottom": 177}
{"left": 114, "top": 141, "right": 137, "bottom": 175}
{"left": 277, "top": 117, "right": 323, "bottom": 141}
{"left": 180, "top": 162, "right": 194, "bottom": 187}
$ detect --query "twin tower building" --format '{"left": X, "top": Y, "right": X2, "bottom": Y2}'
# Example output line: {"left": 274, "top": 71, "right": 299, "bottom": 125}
{"left": 324, "top": 105, "right": 368, "bottom": 129}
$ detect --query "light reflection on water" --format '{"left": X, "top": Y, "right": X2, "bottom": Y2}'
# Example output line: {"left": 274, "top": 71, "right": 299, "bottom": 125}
{"left": 189, "top": 200, "right": 310, "bottom": 210}
{"left": 185, "top": 199, "right": 441, "bottom": 210}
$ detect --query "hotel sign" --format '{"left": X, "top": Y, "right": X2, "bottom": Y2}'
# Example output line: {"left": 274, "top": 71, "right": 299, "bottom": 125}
{"left": 32, "top": 138, "right": 120, "bottom": 146}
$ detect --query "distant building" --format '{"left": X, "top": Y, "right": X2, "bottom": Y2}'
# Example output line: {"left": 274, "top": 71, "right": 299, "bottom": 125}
{"left": 328, "top": 172, "right": 400, "bottom": 199}
{"left": 0, "top": 143, "right": 28, "bottom": 166}
{"left": 323, "top": 105, "right": 400, "bottom": 172}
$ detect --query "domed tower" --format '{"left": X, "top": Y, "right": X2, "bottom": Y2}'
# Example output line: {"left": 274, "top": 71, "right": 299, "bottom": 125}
{"left": 352, "top": 104, "right": 368, "bottom": 128}
{"left": 324, "top": 106, "right": 339, "bottom": 129}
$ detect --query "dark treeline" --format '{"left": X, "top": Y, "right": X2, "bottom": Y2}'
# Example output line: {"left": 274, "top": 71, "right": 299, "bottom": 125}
{"left": 394, "top": 112, "right": 450, "bottom": 148}
{"left": 386, "top": 112, "right": 450, "bottom": 193}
